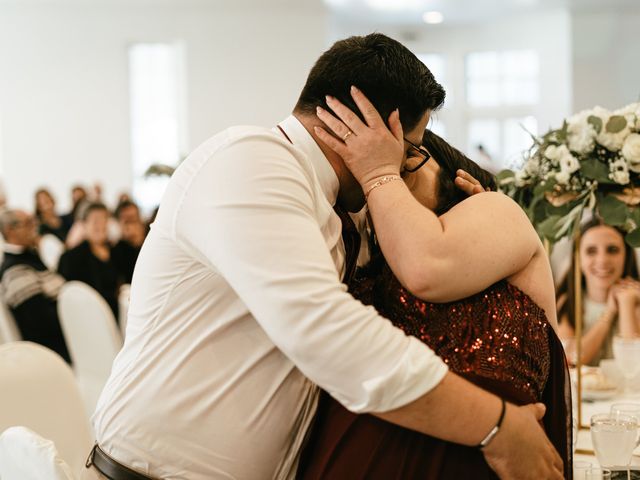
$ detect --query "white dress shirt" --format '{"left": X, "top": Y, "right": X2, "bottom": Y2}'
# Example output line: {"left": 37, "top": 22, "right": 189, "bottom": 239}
{"left": 92, "top": 115, "right": 448, "bottom": 479}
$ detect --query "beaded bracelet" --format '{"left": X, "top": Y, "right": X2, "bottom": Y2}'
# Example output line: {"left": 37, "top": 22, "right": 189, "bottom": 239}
{"left": 364, "top": 175, "right": 403, "bottom": 200}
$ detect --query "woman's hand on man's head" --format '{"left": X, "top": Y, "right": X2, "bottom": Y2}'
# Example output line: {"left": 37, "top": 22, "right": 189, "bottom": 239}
{"left": 454, "top": 169, "right": 491, "bottom": 196}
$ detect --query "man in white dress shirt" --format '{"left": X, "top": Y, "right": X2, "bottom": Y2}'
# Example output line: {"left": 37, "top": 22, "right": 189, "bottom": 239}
{"left": 87, "top": 34, "right": 563, "bottom": 479}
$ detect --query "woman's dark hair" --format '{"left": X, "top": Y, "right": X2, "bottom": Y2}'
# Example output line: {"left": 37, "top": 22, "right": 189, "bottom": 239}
{"left": 34, "top": 188, "right": 54, "bottom": 218}
{"left": 422, "top": 129, "right": 497, "bottom": 216}
{"left": 295, "top": 33, "right": 445, "bottom": 132}
{"left": 364, "top": 130, "right": 496, "bottom": 275}
{"left": 556, "top": 217, "right": 639, "bottom": 328}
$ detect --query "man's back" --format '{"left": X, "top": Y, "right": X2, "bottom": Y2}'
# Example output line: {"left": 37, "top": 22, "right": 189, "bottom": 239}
{"left": 93, "top": 124, "right": 334, "bottom": 479}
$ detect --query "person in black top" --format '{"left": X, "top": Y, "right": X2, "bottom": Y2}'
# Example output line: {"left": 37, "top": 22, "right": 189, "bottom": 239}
{"left": 111, "top": 200, "right": 146, "bottom": 284}
{"left": 34, "top": 188, "right": 72, "bottom": 242}
{"left": 0, "top": 209, "right": 71, "bottom": 363}
{"left": 58, "top": 202, "right": 120, "bottom": 321}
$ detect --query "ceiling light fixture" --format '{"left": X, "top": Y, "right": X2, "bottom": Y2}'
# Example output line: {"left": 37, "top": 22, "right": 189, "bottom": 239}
{"left": 422, "top": 11, "right": 444, "bottom": 24}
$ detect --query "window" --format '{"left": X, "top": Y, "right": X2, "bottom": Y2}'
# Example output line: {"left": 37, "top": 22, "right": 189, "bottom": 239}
{"left": 466, "top": 50, "right": 539, "bottom": 107}
{"left": 128, "top": 42, "right": 187, "bottom": 213}
{"left": 465, "top": 50, "right": 539, "bottom": 170}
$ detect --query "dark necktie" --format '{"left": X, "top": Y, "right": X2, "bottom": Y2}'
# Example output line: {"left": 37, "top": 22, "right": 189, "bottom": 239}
{"left": 333, "top": 204, "right": 361, "bottom": 288}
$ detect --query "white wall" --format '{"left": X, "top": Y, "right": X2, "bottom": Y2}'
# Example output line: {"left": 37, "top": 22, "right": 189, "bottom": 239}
{"left": 571, "top": 8, "right": 640, "bottom": 112}
{"left": 328, "top": 9, "right": 574, "bottom": 153}
{"left": 0, "top": 0, "right": 327, "bottom": 211}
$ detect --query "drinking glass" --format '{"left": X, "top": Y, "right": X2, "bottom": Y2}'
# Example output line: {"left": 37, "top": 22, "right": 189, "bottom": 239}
{"left": 612, "top": 336, "right": 640, "bottom": 393}
{"left": 585, "top": 468, "right": 611, "bottom": 480}
{"left": 591, "top": 413, "right": 638, "bottom": 468}
{"left": 611, "top": 402, "right": 640, "bottom": 448}
{"left": 573, "top": 460, "right": 593, "bottom": 480}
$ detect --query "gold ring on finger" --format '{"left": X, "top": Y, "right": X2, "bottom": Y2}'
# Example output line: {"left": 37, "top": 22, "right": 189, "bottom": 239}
{"left": 342, "top": 130, "right": 353, "bottom": 142}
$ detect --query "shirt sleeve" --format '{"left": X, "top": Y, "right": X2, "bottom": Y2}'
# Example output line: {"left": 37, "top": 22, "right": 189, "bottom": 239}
{"left": 173, "top": 133, "right": 449, "bottom": 413}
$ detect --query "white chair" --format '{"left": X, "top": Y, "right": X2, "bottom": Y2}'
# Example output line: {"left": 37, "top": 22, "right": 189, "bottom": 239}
{"left": 0, "top": 298, "right": 21, "bottom": 343}
{"left": 0, "top": 426, "right": 76, "bottom": 480}
{"left": 57, "top": 281, "right": 122, "bottom": 414}
{"left": 0, "top": 342, "right": 93, "bottom": 477}
{"left": 39, "top": 233, "right": 65, "bottom": 271}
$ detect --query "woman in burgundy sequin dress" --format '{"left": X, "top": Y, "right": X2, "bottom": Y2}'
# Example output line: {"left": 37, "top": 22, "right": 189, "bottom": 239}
{"left": 297, "top": 93, "right": 572, "bottom": 479}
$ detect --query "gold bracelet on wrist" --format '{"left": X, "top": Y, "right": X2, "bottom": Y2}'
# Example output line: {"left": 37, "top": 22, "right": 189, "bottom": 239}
{"left": 364, "top": 175, "right": 402, "bottom": 200}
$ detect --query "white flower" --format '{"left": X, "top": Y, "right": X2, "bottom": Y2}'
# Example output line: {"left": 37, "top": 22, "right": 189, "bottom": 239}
{"left": 622, "top": 133, "right": 640, "bottom": 172}
{"left": 514, "top": 170, "right": 528, "bottom": 187}
{"left": 566, "top": 111, "right": 596, "bottom": 154}
{"left": 615, "top": 102, "right": 640, "bottom": 129}
{"left": 523, "top": 156, "right": 540, "bottom": 176}
{"left": 555, "top": 170, "right": 571, "bottom": 185}
{"left": 610, "top": 157, "right": 630, "bottom": 184}
{"left": 545, "top": 145, "right": 559, "bottom": 161}
{"left": 558, "top": 147, "right": 580, "bottom": 174}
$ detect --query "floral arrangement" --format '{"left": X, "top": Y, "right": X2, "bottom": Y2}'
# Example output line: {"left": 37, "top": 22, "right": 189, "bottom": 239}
{"left": 498, "top": 102, "right": 640, "bottom": 246}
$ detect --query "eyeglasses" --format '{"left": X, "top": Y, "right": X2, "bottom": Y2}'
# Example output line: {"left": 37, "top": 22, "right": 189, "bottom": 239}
{"left": 403, "top": 137, "right": 432, "bottom": 173}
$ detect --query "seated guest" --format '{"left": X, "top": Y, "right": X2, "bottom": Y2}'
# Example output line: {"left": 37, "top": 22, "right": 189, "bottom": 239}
{"left": 58, "top": 203, "right": 120, "bottom": 320}
{"left": 34, "top": 188, "right": 72, "bottom": 242}
{"left": 557, "top": 218, "right": 640, "bottom": 366}
{"left": 112, "top": 200, "right": 146, "bottom": 284}
{"left": 61, "top": 184, "right": 88, "bottom": 225}
{"left": 0, "top": 210, "right": 70, "bottom": 363}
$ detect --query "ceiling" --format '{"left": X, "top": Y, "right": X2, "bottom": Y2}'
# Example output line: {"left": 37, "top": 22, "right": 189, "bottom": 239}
{"left": 323, "top": 0, "right": 640, "bottom": 25}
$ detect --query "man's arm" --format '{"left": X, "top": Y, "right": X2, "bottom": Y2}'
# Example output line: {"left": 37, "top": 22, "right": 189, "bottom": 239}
{"left": 375, "top": 372, "right": 563, "bottom": 479}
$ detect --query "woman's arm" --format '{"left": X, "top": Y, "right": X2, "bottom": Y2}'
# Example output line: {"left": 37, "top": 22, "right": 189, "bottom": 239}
{"left": 558, "top": 311, "right": 616, "bottom": 365}
{"left": 365, "top": 185, "right": 539, "bottom": 302}
{"left": 613, "top": 278, "right": 640, "bottom": 337}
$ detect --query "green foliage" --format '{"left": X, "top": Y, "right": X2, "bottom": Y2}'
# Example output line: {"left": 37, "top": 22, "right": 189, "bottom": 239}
{"left": 588, "top": 115, "right": 603, "bottom": 134}
{"left": 606, "top": 115, "right": 627, "bottom": 134}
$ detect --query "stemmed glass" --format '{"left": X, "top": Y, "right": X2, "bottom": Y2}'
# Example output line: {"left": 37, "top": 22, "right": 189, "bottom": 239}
{"left": 612, "top": 336, "right": 640, "bottom": 394}
{"left": 585, "top": 468, "right": 611, "bottom": 480}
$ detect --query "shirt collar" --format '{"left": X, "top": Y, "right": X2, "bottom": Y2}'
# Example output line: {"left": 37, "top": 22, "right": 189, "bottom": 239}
{"left": 276, "top": 115, "right": 340, "bottom": 207}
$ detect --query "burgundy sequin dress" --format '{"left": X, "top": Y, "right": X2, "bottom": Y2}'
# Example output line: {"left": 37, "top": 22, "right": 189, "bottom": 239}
{"left": 298, "top": 262, "right": 572, "bottom": 479}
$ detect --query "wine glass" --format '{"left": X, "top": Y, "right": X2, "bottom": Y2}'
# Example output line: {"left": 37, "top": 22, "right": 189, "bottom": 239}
{"left": 573, "top": 460, "right": 593, "bottom": 480}
{"left": 585, "top": 468, "right": 611, "bottom": 480}
{"left": 612, "top": 336, "right": 640, "bottom": 393}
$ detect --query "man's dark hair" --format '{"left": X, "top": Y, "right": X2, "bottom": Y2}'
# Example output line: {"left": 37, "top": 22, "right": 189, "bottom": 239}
{"left": 294, "top": 33, "right": 445, "bottom": 132}
{"left": 114, "top": 200, "right": 139, "bottom": 221}
{"left": 80, "top": 202, "right": 109, "bottom": 222}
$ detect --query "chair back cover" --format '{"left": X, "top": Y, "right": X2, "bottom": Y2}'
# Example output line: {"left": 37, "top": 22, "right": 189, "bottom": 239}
{"left": 0, "top": 426, "right": 77, "bottom": 480}
{"left": 58, "top": 281, "right": 122, "bottom": 413}
{"left": 0, "top": 342, "right": 92, "bottom": 476}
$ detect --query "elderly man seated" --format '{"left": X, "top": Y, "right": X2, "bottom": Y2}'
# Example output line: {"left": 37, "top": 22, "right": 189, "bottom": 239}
{"left": 0, "top": 209, "right": 70, "bottom": 363}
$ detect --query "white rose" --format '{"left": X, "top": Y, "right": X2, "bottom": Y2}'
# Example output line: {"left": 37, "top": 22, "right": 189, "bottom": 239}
{"left": 555, "top": 170, "right": 570, "bottom": 185}
{"left": 567, "top": 122, "right": 595, "bottom": 154}
{"left": 610, "top": 158, "right": 630, "bottom": 184}
{"left": 559, "top": 150, "right": 580, "bottom": 174}
{"left": 545, "top": 145, "right": 559, "bottom": 160}
{"left": 622, "top": 133, "right": 640, "bottom": 172}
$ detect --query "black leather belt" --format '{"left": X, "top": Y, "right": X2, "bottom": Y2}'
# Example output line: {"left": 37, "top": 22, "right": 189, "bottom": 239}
{"left": 86, "top": 444, "right": 157, "bottom": 480}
